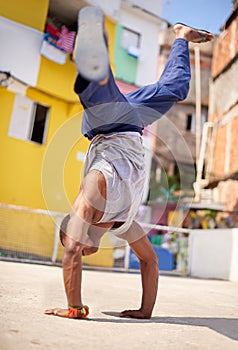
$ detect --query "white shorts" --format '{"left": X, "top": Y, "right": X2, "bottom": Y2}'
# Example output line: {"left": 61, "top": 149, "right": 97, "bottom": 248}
{"left": 84, "top": 132, "right": 146, "bottom": 235}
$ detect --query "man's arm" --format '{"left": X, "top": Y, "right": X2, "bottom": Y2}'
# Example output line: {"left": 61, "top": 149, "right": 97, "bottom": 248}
{"left": 119, "top": 222, "right": 159, "bottom": 319}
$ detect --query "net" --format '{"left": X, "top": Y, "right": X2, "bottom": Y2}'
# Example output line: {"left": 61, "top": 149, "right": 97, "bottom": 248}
{"left": 0, "top": 203, "right": 190, "bottom": 273}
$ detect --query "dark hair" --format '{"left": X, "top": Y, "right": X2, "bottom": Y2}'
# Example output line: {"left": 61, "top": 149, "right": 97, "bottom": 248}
{"left": 59, "top": 214, "right": 70, "bottom": 246}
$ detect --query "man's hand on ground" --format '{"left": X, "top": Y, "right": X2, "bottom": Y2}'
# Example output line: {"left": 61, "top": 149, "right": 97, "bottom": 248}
{"left": 119, "top": 309, "right": 152, "bottom": 319}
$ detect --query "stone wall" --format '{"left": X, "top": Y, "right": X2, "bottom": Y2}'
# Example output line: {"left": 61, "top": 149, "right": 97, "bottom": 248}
{"left": 206, "top": 8, "right": 238, "bottom": 213}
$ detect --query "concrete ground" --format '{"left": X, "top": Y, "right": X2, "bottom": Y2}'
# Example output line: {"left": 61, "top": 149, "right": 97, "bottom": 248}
{"left": 0, "top": 261, "right": 237, "bottom": 350}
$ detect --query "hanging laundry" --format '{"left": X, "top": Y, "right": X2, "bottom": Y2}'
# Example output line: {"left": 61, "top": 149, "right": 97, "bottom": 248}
{"left": 46, "top": 23, "right": 61, "bottom": 38}
{"left": 56, "top": 25, "right": 76, "bottom": 53}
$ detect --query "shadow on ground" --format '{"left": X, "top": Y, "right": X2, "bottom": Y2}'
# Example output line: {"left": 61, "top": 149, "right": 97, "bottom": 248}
{"left": 86, "top": 312, "right": 238, "bottom": 341}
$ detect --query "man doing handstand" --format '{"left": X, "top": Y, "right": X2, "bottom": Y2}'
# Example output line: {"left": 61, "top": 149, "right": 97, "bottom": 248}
{"left": 45, "top": 6, "right": 214, "bottom": 319}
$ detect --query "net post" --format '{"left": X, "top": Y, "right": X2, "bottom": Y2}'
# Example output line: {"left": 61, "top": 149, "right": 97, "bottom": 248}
{"left": 51, "top": 215, "right": 62, "bottom": 263}
{"left": 124, "top": 243, "right": 130, "bottom": 271}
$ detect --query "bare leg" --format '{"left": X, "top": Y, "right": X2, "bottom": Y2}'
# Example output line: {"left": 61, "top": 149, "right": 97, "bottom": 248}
{"left": 119, "top": 222, "right": 159, "bottom": 319}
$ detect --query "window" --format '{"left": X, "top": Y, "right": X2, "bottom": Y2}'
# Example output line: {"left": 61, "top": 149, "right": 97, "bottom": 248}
{"left": 8, "top": 94, "right": 49, "bottom": 144}
{"left": 186, "top": 114, "right": 192, "bottom": 131}
{"left": 186, "top": 113, "right": 207, "bottom": 134}
{"left": 31, "top": 104, "right": 49, "bottom": 144}
{"left": 121, "top": 27, "right": 141, "bottom": 50}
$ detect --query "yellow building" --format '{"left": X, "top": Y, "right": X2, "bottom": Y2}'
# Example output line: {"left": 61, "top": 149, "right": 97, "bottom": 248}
{"left": 0, "top": 0, "right": 116, "bottom": 266}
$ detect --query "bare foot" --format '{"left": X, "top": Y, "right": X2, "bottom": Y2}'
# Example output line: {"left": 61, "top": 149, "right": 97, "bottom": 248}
{"left": 174, "top": 23, "right": 214, "bottom": 43}
{"left": 119, "top": 309, "right": 152, "bottom": 319}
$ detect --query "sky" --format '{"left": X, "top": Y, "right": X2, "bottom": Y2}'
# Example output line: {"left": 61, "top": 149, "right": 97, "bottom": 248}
{"left": 161, "top": 0, "right": 233, "bottom": 34}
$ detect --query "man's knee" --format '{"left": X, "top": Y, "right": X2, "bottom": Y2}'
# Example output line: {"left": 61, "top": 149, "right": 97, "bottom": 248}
{"left": 59, "top": 215, "right": 83, "bottom": 254}
{"left": 59, "top": 215, "right": 70, "bottom": 246}
{"left": 64, "top": 236, "right": 83, "bottom": 256}
{"left": 63, "top": 232, "right": 99, "bottom": 257}
{"left": 60, "top": 213, "right": 94, "bottom": 248}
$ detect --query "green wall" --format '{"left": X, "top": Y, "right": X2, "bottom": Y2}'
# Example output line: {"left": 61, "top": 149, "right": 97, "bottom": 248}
{"left": 114, "top": 24, "right": 138, "bottom": 84}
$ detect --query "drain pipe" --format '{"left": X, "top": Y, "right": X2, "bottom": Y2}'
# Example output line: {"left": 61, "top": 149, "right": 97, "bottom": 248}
{"left": 195, "top": 46, "right": 202, "bottom": 163}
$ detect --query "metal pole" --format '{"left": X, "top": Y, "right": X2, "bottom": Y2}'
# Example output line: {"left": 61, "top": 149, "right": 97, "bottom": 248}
{"left": 51, "top": 215, "right": 62, "bottom": 263}
{"left": 139, "top": 222, "right": 190, "bottom": 233}
{"left": 194, "top": 46, "right": 202, "bottom": 200}
{"left": 124, "top": 243, "right": 131, "bottom": 271}
{"left": 194, "top": 122, "right": 213, "bottom": 201}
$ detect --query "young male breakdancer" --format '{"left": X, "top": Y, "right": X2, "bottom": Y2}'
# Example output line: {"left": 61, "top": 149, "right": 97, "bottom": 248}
{"left": 45, "top": 6, "right": 214, "bottom": 319}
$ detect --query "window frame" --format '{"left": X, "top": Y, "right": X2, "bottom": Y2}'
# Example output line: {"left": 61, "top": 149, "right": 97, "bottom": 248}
{"left": 8, "top": 94, "right": 50, "bottom": 145}
{"left": 121, "top": 26, "right": 141, "bottom": 50}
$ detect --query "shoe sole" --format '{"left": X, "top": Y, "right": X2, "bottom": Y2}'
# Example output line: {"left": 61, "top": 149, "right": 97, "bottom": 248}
{"left": 74, "top": 6, "right": 109, "bottom": 82}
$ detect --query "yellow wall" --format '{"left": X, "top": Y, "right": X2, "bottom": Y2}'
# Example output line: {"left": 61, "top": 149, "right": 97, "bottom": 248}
{"left": 0, "top": 0, "right": 49, "bottom": 31}
{"left": 0, "top": 87, "right": 88, "bottom": 212}
{"left": 106, "top": 18, "right": 116, "bottom": 71}
{"left": 0, "top": 5, "right": 117, "bottom": 268}
{"left": 0, "top": 11, "right": 115, "bottom": 212}
{"left": 0, "top": 84, "right": 114, "bottom": 267}
{"left": 0, "top": 207, "right": 56, "bottom": 259}
{"left": 37, "top": 57, "right": 79, "bottom": 103}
